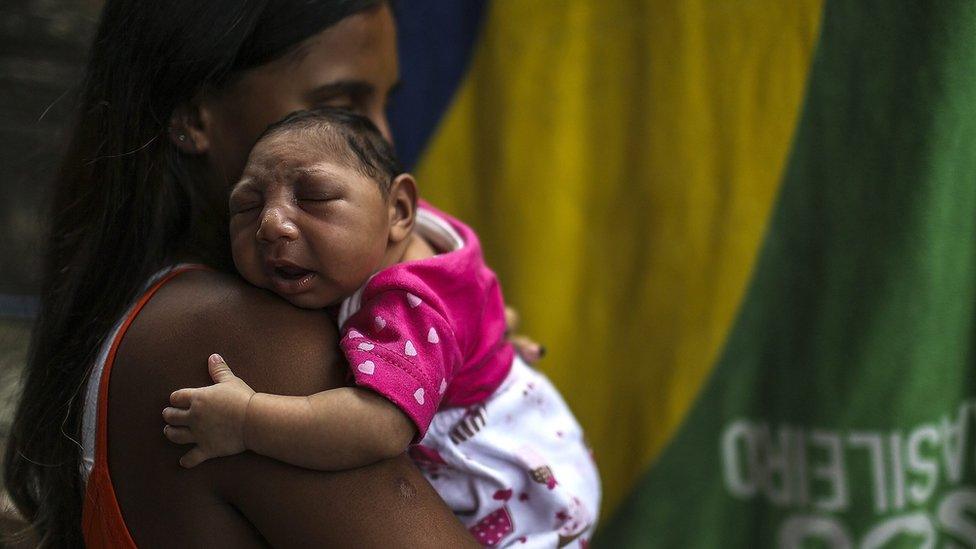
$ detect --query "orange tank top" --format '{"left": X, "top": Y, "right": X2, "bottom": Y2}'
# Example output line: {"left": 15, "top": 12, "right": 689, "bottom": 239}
{"left": 82, "top": 265, "right": 206, "bottom": 547}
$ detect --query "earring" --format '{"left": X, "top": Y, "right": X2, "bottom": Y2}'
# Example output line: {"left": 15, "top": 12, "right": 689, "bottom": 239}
{"left": 178, "top": 134, "right": 187, "bottom": 142}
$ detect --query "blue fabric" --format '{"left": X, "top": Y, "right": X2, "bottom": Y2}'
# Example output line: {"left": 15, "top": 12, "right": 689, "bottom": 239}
{"left": 0, "top": 294, "right": 38, "bottom": 319}
{"left": 388, "top": 1, "right": 488, "bottom": 169}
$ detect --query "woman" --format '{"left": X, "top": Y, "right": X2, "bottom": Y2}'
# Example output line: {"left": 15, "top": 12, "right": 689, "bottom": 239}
{"left": 4, "top": 1, "right": 483, "bottom": 546}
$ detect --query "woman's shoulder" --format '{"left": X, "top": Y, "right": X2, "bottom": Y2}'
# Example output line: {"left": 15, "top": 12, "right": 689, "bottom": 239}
{"left": 118, "top": 267, "right": 343, "bottom": 394}
{"left": 160, "top": 268, "right": 331, "bottom": 324}
{"left": 102, "top": 268, "right": 477, "bottom": 546}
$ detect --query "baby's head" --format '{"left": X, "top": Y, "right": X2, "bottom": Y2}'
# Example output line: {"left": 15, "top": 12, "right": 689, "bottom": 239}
{"left": 229, "top": 107, "right": 418, "bottom": 309}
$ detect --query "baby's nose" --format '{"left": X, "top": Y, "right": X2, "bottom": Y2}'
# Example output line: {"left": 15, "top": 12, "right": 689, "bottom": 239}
{"left": 256, "top": 207, "right": 299, "bottom": 243}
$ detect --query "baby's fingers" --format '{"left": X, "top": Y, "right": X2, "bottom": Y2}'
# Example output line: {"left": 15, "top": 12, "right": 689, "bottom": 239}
{"left": 179, "top": 447, "right": 210, "bottom": 469}
{"left": 510, "top": 334, "right": 546, "bottom": 364}
{"left": 162, "top": 406, "right": 191, "bottom": 426}
{"left": 169, "top": 388, "right": 195, "bottom": 408}
{"left": 504, "top": 306, "right": 520, "bottom": 335}
{"left": 163, "top": 425, "right": 195, "bottom": 445}
{"left": 208, "top": 353, "right": 237, "bottom": 383}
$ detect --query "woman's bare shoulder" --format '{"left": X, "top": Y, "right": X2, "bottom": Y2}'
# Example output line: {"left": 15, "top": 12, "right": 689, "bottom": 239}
{"left": 105, "top": 269, "right": 476, "bottom": 546}
{"left": 104, "top": 269, "right": 339, "bottom": 543}
{"left": 119, "top": 268, "right": 343, "bottom": 393}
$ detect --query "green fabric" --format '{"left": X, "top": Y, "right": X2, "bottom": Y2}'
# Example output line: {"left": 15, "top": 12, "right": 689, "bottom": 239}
{"left": 599, "top": 1, "right": 976, "bottom": 546}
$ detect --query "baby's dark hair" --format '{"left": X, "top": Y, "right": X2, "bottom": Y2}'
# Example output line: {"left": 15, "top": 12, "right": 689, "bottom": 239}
{"left": 256, "top": 107, "right": 403, "bottom": 193}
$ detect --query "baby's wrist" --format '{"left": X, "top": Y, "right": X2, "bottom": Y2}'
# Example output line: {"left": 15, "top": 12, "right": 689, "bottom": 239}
{"left": 241, "top": 391, "right": 260, "bottom": 452}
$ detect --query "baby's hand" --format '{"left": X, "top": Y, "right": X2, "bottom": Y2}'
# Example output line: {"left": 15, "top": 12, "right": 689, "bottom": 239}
{"left": 505, "top": 306, "right": 546, "bottom": 363}
{"left": 162, "top": 353, "right": 255, "bottom": 468}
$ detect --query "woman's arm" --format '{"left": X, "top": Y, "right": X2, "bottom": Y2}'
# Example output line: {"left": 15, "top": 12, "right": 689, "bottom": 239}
{"left": 108, "top": 269, "right": 475, "bottom": 547}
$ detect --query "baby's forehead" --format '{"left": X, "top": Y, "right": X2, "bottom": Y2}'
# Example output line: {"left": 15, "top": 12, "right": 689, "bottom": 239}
{"left": 251, "top": 129, "right": 334, "bottom": 163}
{"left": 243, "top": 130, "right": 358, "bottom": 180}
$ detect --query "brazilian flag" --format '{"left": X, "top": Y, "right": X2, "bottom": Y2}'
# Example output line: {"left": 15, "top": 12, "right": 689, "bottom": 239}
{"left": 392, "top": 1, "right": 976, "bottom": 546}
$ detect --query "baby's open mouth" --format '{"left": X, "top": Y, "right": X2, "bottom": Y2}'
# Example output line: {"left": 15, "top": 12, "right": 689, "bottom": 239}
{"left": 274, "top": 265, "right": 313, "bottom": 280}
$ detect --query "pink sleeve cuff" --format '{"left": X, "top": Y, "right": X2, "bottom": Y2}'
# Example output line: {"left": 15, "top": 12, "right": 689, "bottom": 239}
{"left": 342, "top": 339, "right": 440, "bottom": 441}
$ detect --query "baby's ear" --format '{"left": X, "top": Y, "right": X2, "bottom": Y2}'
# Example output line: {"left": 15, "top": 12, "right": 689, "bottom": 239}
{"left": 387, "top": 173, "right": 418, "bottom": 244}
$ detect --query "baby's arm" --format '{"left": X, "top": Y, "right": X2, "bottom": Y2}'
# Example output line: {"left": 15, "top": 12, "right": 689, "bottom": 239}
{"left": 246, "top": 380, "right": 416, "bottom": 470}
{"left": 163, "top": 354, "right": 415, "bottom": 470}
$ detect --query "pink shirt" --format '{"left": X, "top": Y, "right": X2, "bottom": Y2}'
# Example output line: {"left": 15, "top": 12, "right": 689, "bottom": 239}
{"left": 337, "top": 201, "right": 514, "bottom": 439}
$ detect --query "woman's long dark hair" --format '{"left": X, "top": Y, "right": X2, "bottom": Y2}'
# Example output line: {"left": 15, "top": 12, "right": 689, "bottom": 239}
{"left": 4, "top": 1, "right": 381, "bottom": 545}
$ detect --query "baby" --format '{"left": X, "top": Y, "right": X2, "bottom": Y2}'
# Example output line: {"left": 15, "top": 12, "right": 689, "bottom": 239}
{"left": 163, "top": 108, "right": 600, "bottom": 547}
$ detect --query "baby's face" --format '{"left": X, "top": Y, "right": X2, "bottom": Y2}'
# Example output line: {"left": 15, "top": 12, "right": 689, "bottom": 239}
{"left": 229, "top": 132, "right": 392, "bottom": 309}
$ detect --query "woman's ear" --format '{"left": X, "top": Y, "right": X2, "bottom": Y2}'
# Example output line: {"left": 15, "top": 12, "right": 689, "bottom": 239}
{"left": 168, "top": 100, "right": 213, "bottom": 154}
{"left": 388, "top": 173, "right": 418, "bottom": 244}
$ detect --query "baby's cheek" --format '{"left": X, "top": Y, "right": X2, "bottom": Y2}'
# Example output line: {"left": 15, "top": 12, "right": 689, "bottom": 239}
{"left": 230, "top": 235, "right": 262, "bottom": 285}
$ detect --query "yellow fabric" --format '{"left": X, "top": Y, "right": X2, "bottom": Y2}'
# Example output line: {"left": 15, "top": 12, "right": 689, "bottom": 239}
{"left": 414, "top": 1, "right": 823, "bottom": 517}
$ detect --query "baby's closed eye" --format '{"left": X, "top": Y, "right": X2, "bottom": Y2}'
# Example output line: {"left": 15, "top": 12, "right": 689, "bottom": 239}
{"left": 229, "top": 195, "right": 262, "bottom": 215}
{"left": 297, "top": 194, "right": 341, "bottom": 204}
